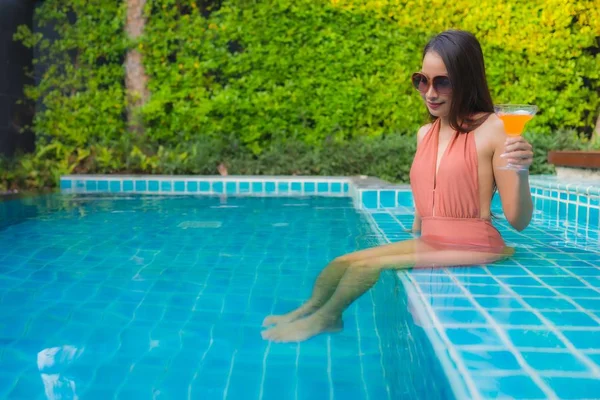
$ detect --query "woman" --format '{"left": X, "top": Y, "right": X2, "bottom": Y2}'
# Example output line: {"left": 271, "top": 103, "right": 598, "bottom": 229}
{"left": 261, "top": 30, "right": 534, "bottom": 343}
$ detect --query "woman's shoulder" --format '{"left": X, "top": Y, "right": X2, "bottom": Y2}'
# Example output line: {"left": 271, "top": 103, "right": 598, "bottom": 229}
{"left": 417, "top": 121, "right": 435, "bottom": 143}
{"left": 473, "top": 113, "right": 506, "bottom": 146}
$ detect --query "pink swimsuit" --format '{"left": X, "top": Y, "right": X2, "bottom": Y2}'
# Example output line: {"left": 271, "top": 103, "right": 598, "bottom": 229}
{"left": 409, "top": 119, "right": 505, "bottom": 251}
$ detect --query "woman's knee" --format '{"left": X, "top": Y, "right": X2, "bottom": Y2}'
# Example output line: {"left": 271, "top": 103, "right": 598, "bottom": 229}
{"left": 349, "top": 259, "right": 376, "bottom": 270}
{"left": 332, "top": 254, "right": 358, "bottom": 264}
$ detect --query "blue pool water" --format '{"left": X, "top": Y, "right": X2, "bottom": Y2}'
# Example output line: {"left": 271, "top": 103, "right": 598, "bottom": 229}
{"left": 0, "top": 194, "right": 452, "bottom": 400}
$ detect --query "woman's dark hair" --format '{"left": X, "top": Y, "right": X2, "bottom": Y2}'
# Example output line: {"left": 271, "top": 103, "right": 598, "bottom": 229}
{"left": 423, "top": 30, "right": 494, "bottom": 133}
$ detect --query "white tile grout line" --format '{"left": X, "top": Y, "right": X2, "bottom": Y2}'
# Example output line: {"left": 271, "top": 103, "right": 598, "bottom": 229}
{"left": 222, "top": 349, "right": 238, "bottom": 400}
{"left": 483, "top": 268, "right": 600, "bottom": 377}
{"left": 447, "top": 272, "right": 559, "bottom": 399}
{"left": 354, "top": 304, "right": 371, "bottom": 400}
{"left": 361, "top": 211, "right": 476, "bottom": 400}
{"left": 327, "top": 336, "right": 334, "bottom": 400}
{"left": 294, "top": 344, "right": 300, "bottom": 400}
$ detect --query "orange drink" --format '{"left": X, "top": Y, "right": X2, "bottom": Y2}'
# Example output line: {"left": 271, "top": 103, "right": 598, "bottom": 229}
{"left": 494, "top": 104, "right": 538, "bottom": 171}
{"left": 497, "top": 114, "right": 534, "bottom": 136}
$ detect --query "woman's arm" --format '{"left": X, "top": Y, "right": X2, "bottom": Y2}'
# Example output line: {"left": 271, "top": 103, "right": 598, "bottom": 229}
{"left": 491, "top": 122, "right": 534, "bottom": 231}
{"left": 412, "top": 208, "right": 421, "bottom": 233}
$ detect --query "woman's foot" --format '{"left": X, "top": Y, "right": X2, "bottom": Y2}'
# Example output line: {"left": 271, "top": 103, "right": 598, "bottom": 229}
{"left": 262, "top": 303, "right": 316, "bottom": 327}
{"left": 261, "top": 314, "right": 343, "bottom": 343}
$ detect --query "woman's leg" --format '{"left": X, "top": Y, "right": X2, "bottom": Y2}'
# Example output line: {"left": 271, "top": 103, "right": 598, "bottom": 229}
{"left": 262, "top": 239, "right": 421, "bottom": 327}
{"left": 261, "top": 245, "right": 511, "bottom": 342}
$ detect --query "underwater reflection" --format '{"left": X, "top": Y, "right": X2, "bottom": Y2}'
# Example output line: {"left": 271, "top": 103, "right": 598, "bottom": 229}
{"left": 37, "top": 345, "right": 83, "bottom": 400}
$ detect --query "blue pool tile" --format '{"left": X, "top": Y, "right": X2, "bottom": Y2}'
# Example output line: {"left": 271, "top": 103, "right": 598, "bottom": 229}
{"left": 462, "top": 284, "right": 510, "bottom": 296}
{"left": 549, "top": 201, "right": 558, "bottom": 215}
{"left": 304, "top": 182, "right": 315, "bottom": 193}
{"left": 510, "top": 286, "right": 556, "bottom": 297}
{"left": 60, "top": 179, "right": 72, "bottom": 189}
{"left": 109, "top": 181, "right": 121, "bottom": 192}
{"left": 523, "top": 297, "right": 577, "bottom": 310}
{"left": 558, "top": 202, "right": 567, "bottom": 220}
{"left": 561, "top": 330, "right": 600, "bottom": 350}
{"left": 498, "top": 277, "right": 541, "bottom": 286}
{"left": 251, "top": 182, "right": 263, "bottom": 193}
{"left": 578, "top": 206, "right": 588, "bottom": 225}
{"left": 412, "top": 274, "right": 454, "bottom": 284}
{"left": 123, "top": 180, "right": 134, "bottom": 192}
{"left": 199, "top": 181, "right": 210, "bottom": 192}
{"left": 362, "top": 191, "right": 378, "bottom": 209}
{"left": 475, "top": 297, "right": 524, "bottom": 309}
{"left": 589, "top": 353, "right": 600, "bottom": 366}
{"left": 568, "top": 203, "right": 576, "bottom": 220}
{"left": 460, "top": 350, "right": 521, "bottom": 371}
{"left": 135, "top": 180, "right": 147, "bottom": 191}
{"left": 589, "top": 207, "right": 599, "bottom": 227}
{"left": 454, "top": 276, "right": 501, "bottom": 285}
{"left": 380, "top": 191, "right": 395, "bottom": 208}
{"left": 556, "top": 288, "right": 600, "bottom": 299}
{"left": 148, "top": 180, "right": 159, "bottom": 192}
{"left": 427, "top": 296, "right": 475, "bottom": 308}
{"left": 447, "top": 266, "right": 488, "bottom": 275}
{"left": 541, "top": 311, "right": 600, "bottom": 327}
{"left": 6, "top": 373, "right": 46, "bottom": 399}
{"left": 486, "top": 310, "right": 543, "bottom": 326}
{"left": 226, "top": 182, "right": 236, "bottom": 194}
{"left": 435, "top": 309, "right": 487, "bottom": 325}
{"left": 85, "top": 180, "right": 98, "bottom": 191}
{"left": 539, "top": 276, "right": 586, "bottom": 287}
{"left": 343, "top": 183, "right": 349, "bottom": 193}
{"left": 417, "top": 282, "right": 464, "bottom": 296}
{"left": 277, "top": 182, "right": 289, "bottom": 193}
{"left": 317, "top": 182, "right": 328, "bottom": 193}
{"left": 544, "top": 377, "right": 600, "bottom": 399}
{"left": 212, "top": 182, "right": 224, "bottom": 194}
{"left": 97, "top": 180, "right": 109, "bottom": 191}
{"left": 522, "top": 351, "right": 590, "bottom": 372}
{"left": 535, "top": 197, "right": 543, "bottom": 210}
{"left": 291, "top": 182, "right": 302, "bottom": 193}
{"left": 575, "top": 298, "right": 600, "bottom": 310}
{"left": 507, "top": 329, "right": 566, "bottom": 349}
{"left": 445, "top": 327, "right": 503, "bottom": 346}
{"left": 239, "top": 181, "right": 250, "bottom": 193}
{"left": 487, "top": 266, "right": 530, "bottom": 276}
{"left": 331, "top": 182, "right": 341, "bottom": 193}
{"left": 174, "top": 181, "right": 185, "bottom": 193}
{"left": 265, "top": 182, "right": 276, "bottom": 193}
{"left": 187, "top": 181, "right": 198, "bottom": 192}
{"left": 160, "top": 181, "right": 172, "bottom": 192}
{"left": 587, "top": 277, "right": 600, "bottom": 288}
{"left": 396, "top": 191, "right": 413, "bottom": 207}
{"left": 475, "top": 375, "right": 546, "bottom": 399}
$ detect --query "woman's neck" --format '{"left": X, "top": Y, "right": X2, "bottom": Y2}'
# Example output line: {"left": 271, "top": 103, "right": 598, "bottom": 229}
{"left": 439, "top": 116, "right": 452, "bottom": 130}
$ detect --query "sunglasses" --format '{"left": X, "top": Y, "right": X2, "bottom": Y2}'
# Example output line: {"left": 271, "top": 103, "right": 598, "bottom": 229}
{"left": 411, "top": 72, "right": 452, "bottom": 95}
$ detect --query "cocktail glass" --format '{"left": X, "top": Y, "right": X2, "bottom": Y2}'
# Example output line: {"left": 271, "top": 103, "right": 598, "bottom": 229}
{"left": 495, "top": 104, "right": 538, "bottom": 171}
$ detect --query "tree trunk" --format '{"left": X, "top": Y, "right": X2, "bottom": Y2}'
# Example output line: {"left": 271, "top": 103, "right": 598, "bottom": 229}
{"left": 125, "top": 0, "right": 149, "bottom": 136}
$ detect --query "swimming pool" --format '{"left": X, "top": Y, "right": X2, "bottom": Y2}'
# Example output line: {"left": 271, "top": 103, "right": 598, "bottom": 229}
{"left": 1, "top": 174, "right": 599, "bottom": 399}
{"left": 0, "top": 189, "right": 452, "bottom": 399}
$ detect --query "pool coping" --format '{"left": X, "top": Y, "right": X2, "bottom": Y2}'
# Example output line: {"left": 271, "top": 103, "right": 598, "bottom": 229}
{"left": 57, "top": 173, "right": 600, "bottom": 399}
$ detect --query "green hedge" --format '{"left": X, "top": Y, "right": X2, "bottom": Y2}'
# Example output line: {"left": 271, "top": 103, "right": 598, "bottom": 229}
{"left": 1, "top": 0, "right": 598, "bottom": 191}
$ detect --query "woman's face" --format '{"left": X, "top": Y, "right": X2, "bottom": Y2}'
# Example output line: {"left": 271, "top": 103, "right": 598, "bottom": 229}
{"left": 417, "top": 51, "right": 453, "bottom": 118}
